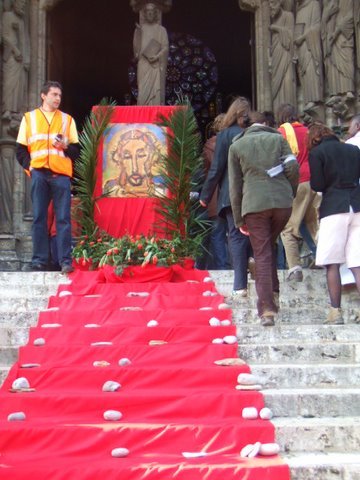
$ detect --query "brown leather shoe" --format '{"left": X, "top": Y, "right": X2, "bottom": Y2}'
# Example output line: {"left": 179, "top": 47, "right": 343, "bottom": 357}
{"left": 260, "top": 311, "right": 276, "bottom": 327}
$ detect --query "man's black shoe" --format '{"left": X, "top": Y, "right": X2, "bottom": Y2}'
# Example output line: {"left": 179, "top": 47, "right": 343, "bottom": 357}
{"left": 48, "top": 263, "right": 61, "bottom": 272}
{"left": 61, "top": 264, "right": 74, "bottom": 274}
{"left": 26, "top": 263, "right": 48, "bottom": 272}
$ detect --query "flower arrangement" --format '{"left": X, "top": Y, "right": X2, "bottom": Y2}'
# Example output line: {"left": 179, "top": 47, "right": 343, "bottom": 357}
{"left": 72, "top": 230, "right": 200, "bottom": 274}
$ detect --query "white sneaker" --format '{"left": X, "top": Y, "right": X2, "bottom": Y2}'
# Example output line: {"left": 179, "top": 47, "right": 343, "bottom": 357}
{"left": 232, "top": 289, "right": 248, "bottom": 298}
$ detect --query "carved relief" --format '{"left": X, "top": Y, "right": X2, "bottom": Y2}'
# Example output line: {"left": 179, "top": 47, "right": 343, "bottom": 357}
{"left": 269, "top": 0, "right": 296, "bottom": 113}
{"left": 321, "top": 0, "right": 355, "bottom": 119}
{"left": 0, "top": 143, "right": 15, "bottom": 234}
{"left": 1, "top": 0, "right": 30, "bottom": 129}
{"left": 294, "top": 0, "right": 323, "bottom": 115}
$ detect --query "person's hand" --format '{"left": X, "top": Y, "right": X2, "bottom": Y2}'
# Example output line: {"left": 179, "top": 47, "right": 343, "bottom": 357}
{"left": 199, "top": 199, "right": 207, "bottom": 208}
{"left": 53, "top": 138, "right": 68, "bottom": 150}
{"left": 239, "top": 225, "right": 250, "bottom": 236}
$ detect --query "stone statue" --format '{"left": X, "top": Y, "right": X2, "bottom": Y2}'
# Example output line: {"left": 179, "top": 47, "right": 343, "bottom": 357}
{"left": 294, "top": 0, "right": 323, "bottom": 113}
{"left": 269, "top": 0, "right": 296, "bottom": 113}
{"left": 0, "top": 144, "right": 15, "bottom": 234}
{"left": 354, "top": 1, "right": 360, "bottom": 68}
{"left": 1, "top": 0, "right": 30, "bottom": 121}
{"left": 133, "top": 2, "right": 169, "bottom": 105}
{"left": 321, "top": 0, "right": 355, "bottom": 102}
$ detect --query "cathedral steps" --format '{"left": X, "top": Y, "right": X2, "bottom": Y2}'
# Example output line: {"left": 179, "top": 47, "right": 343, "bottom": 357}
{"left": 0, "top": 270, "right": 359, "bottom": 479}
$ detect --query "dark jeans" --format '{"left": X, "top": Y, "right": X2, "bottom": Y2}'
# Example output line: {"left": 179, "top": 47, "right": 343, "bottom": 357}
{"left": 209, "top": 216, "right": 229, "bottom": 270}
{"left": 245, "top": 207, "right": 292, "bottom": 316}
{"left": 224, "top": 207, "right": 252, "bottom": 290}
{"left": 31, "top": 169, "right": 72, "bottom": 266}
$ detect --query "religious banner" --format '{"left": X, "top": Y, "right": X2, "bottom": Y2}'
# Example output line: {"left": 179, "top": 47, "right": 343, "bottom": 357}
{"left": 93, "top": 106, "right": 178, "bottom": 238}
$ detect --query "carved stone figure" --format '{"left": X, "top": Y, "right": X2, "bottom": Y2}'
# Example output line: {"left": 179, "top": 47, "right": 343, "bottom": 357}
{"left": 294, "top": 0, "right": 323, "bottom": 112}
{"left": 0, "top": 144, "right": 15, "bottom": 234}
{"left": 269, "top": 0, "right": 296, "bottom": 112}
{"left": 133, "top": 2, "right": 169, "bottom": 105}
{"left": 321, "top": 0, "right": 355, "bottom": 101}
{"left": 2, "top": 0, "right": 30, "bottom": 120}
{"left": 354, "top": 1, "right": 360, "bottom": 68}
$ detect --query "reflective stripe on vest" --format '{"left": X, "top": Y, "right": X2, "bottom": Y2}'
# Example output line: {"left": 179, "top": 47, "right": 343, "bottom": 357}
{"left": 25, "top": 109, "right": 73, "bottom": 177}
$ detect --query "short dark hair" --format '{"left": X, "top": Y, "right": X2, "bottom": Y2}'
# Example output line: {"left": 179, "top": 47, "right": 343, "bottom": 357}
{"left": 262, "top": 111, "right": 276, "bottom": 128}
{"left": 276, "top": 103, "right": 298, "bottom": 125}
{"left": 40, "top": 81, "right": 63, "bottom": 96}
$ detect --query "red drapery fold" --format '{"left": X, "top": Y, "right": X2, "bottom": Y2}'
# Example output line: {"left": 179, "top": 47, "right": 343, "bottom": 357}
{"left": 0, "top": 267, "right": 290, "bottom": 480}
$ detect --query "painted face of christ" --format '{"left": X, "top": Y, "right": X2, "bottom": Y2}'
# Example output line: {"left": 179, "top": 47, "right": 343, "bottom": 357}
{"left": 115, "top": 135, "right": 153, "bottom": 188}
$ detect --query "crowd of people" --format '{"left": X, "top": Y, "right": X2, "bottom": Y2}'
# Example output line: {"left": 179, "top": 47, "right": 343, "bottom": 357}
{"left": 199, "top": 97, "right": 360, "bottom": 327}
{"left": 14, "top": 82, "right": 360, "bottom": 326}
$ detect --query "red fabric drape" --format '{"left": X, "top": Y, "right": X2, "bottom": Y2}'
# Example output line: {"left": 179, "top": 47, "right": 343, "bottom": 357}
{"left": 0, "top": 267, "right": 290, "bottom": 480}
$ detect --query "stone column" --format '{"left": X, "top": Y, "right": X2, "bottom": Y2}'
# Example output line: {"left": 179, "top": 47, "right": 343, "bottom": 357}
{"left": 239, "top": 0, "right": 272, "bottom": 111}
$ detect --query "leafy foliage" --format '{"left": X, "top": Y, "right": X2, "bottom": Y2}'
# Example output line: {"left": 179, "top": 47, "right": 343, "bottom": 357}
{"left": 72, "top": 232, "right": 194, "bottom": 275}
{"left": 72, "top": 97, "right": 209, "bottom": 270}
{"left": 73, "top": 99, "right": 116, "bottom": 236}
{"left": 154, "top": 97, "right": 210, "bottom": 257}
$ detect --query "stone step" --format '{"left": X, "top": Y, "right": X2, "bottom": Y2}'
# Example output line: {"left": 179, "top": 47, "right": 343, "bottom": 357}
{"left": 0, "top": 271, "right": 66, "bottom": 285}
{"left": 0, "top": 346, "right": 19, "bottom": 366}
{"left": 274, "top": 417, "right": 360, "bottom": 454}
{"left": 0, "top": 340, "right": 358, "bottom": 369}
{"left": 2, "top": 285, "right": 59, "bottom": 298}
{"left": 0, "top": 298, "right": 50, "bottom": 313}
{"left": 0, "top": 327, "right": 30, "bottom": 346}
{"left": 0, "top": 299, "right": 358, "bottom": 326}
{"left": 211, "top": 270, "right": 360, "bottom": 304}
{"left": 1, "top": 324, "right": 358, "bottom": 348}
{"left": 1, "top": 362, "right": 359, "bottom": 391}
{"left": 0, "top": 312, "right": 39, "bottom": 328}
{"left": 236, "top": 324, "right": 360, "bottom": 345}
{"left": 232, "top": 306, "right": 359, "bottom": 325}
{"left": 228, "top": 292, "right": 360, "bottom": 311}
{"left": 251, "top": 364, "right": 360, "bottom": 389}
{"left": 263, "top": 388, "right": 360, "bottom": 418}
{"left": 239, "top": 342, "right": 360, "bottom": 364}
{"left": 286, "top": 453, "right": 360, "bottom": 480}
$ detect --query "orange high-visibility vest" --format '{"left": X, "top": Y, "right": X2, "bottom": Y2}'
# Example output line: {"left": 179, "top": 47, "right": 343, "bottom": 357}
{"left": 25, "top": 108, "right": 73, "bottom": 177}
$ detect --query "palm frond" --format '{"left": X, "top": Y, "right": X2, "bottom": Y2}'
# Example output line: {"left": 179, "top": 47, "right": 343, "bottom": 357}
{"left": 154, "top": 96, "right": 210, "bottom": 257}
{"left": 73, "top": 99, "right": 116, "bottom": 236}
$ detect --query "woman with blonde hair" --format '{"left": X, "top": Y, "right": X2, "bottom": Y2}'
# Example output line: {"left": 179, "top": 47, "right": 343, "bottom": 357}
{"left": 200, "top": 96, "right": 252, "bottom": 297}
{"left": 308, "top": 122, "right": 360, "bottom": 324}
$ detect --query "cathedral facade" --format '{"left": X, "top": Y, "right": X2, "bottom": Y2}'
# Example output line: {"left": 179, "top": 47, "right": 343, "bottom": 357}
{"left": 1, "top": 0, "right": 359, "bottom": 268}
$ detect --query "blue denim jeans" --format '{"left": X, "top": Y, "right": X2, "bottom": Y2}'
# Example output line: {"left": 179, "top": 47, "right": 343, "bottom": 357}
{"left": 31, "top": 169, "right": 72, "bottom": 266}
{"left": 224, "top": 207, "right": 252, "bottom": 290}
{"left": 209, "top": 216, "right": 229, "bottom": 269}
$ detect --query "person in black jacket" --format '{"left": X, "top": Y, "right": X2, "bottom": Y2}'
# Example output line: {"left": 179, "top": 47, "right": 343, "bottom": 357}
{"left": 200, "top": 96, "right": 252, "bottom": 297}
{"left": 308, "top": 122, "right": 360, "bottom": 324}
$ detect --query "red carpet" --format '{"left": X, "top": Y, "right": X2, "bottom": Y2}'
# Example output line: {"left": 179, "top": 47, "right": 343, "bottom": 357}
{"left": 0, "top": 267, "right": 290, "bottom": 479}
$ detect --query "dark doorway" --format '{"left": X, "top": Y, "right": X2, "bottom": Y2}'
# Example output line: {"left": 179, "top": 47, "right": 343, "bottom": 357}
{"left": 48, "top": 0, "right": 253, "bottom": 129}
